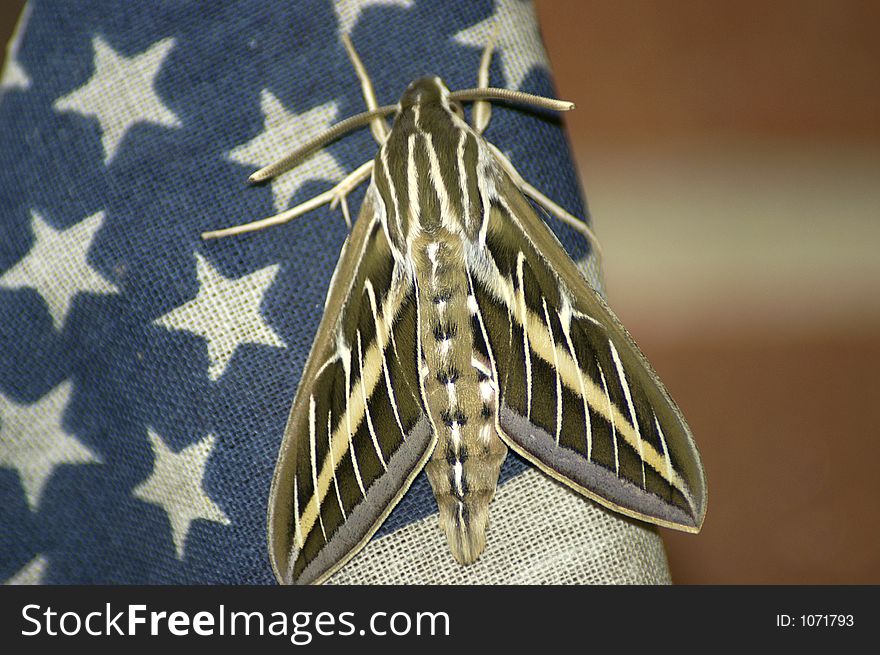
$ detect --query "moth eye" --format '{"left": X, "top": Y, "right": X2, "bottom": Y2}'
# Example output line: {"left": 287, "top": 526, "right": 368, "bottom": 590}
{"left": 450, "top": 102, "right": 464, "bottom": 117}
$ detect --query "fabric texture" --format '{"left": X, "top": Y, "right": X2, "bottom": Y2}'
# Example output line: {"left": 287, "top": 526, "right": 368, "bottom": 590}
{"left": 333, "top": 469, "right": 671, "bottom": 585}
{"left": 1, "top": 0, "right": 670, "bottom": 584}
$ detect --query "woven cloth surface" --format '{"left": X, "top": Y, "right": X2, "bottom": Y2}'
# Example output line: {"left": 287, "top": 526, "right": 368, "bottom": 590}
{"left": 1, "top": 0, "right": 669, "bottom": 584}
{"left": 333, "top": 469, "right": 670, "bottom": 584}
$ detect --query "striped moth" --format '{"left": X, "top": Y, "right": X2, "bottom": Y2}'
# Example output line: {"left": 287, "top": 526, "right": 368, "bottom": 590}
{"left": 204, "top": 34, "right": 706, "bottom": 585}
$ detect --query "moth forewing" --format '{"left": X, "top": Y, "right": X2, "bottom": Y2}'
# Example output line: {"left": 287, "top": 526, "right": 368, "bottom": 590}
{"left": 474, "top": 176, "right": 706, "bottom": 532}
{"left": 267, "top": 191, "right": 435, "bottom": 585}
{"left": 265, "top": 193, "right": 380, "bottom": 583}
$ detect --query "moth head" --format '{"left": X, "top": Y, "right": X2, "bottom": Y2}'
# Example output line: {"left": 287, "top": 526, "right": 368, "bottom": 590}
{"left": 399, "top": 76, "right": 454, "bottom": 111}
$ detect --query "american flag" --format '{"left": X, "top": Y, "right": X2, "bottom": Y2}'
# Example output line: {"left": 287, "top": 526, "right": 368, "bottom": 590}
{"left": 1, "top": 1, "right": 667, "bottom": 585}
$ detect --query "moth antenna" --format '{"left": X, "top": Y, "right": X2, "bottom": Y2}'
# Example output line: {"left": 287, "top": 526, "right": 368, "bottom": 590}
{"left": 341, "top": 34, "right": 389, "bottom": 144}
{"left": 248, "top": 106, "right": 395, "bottom": 184}
{"left": 202, "top": 160, "right": 373, "bottom": 239}
{"left": 449, "top": 87, "right": 574, "bottom": 113}
{"left": 473, "top": 21, "right": 501, "bottom": 134}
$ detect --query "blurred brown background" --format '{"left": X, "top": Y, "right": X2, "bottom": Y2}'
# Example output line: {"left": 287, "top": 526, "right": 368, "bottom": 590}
{"left": 535, "top": 0, "right": 880, "bottom": 583}
{"left": 3, "top": 1, "right": 877, "bottom": 584}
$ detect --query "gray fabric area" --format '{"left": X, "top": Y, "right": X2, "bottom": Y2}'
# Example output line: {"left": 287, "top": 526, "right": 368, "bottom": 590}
{"left": 329, "top": 468, "right": 671, "bottom": 585}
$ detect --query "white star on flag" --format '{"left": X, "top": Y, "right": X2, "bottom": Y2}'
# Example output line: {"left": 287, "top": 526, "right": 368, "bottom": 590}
{"left": 5, "top": 555, "right": 48, "bottom": 585}
{"left": 153, "top": 253, "right": 286, "bottom": 381}
{"left": 333, "top": 0, "right": 414, "bottom": 35}
{"left": 53, "top": 36, "right": 181, "bottom": 164}
{"left": 0, "top": 210, "right": 119, "bottom": 331}
{"left": 0, "top": 381, "right": 101, "bottom": 511}
{"left": 1, "top": 3, "right": 32, "bottom": 91}
{"left": 454, "top": 0, "right": 550, "bottom": 90}
{"left": 229, "top": 91, "right": 346, "bottom": 213}
{"left": 132, "top": 429, "right": 230, "bottom": 560}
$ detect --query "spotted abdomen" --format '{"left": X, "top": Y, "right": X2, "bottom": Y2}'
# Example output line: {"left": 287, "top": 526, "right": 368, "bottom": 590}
{"left": 414, "top": 229, "right": 507, "bottom": 564}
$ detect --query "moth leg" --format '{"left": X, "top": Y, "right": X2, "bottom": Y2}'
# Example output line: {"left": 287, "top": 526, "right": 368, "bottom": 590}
{"left": 487, "top": 143, "right": 605, "bottom": 266}
{"left": 341, "top": 34, "right": 389, "bottom": 145}
{"left": 202, "top": 160, "right": 373, "bottom": 239}
{"left": 472, "top": 22, "right": 500, "bottom": 134}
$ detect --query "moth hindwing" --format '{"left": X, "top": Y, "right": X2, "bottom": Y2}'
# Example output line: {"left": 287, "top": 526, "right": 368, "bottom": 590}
{"left": 206, "top": 36, "right": 706, "bottom": 585}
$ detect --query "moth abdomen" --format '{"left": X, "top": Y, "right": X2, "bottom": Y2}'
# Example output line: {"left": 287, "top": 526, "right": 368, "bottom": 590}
{"left": 440, "top": 408, "right": 468, "bottom": 426}
{"left": 423, "top": 465, "right": 497, "bottom": 565}
{"left": 414, "top": 229, "right": 507, "bottom": 565}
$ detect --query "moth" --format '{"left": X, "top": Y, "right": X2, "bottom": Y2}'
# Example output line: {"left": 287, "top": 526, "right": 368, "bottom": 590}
{"left": 204, "top": 34, "right": 706, "bottom": 585}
